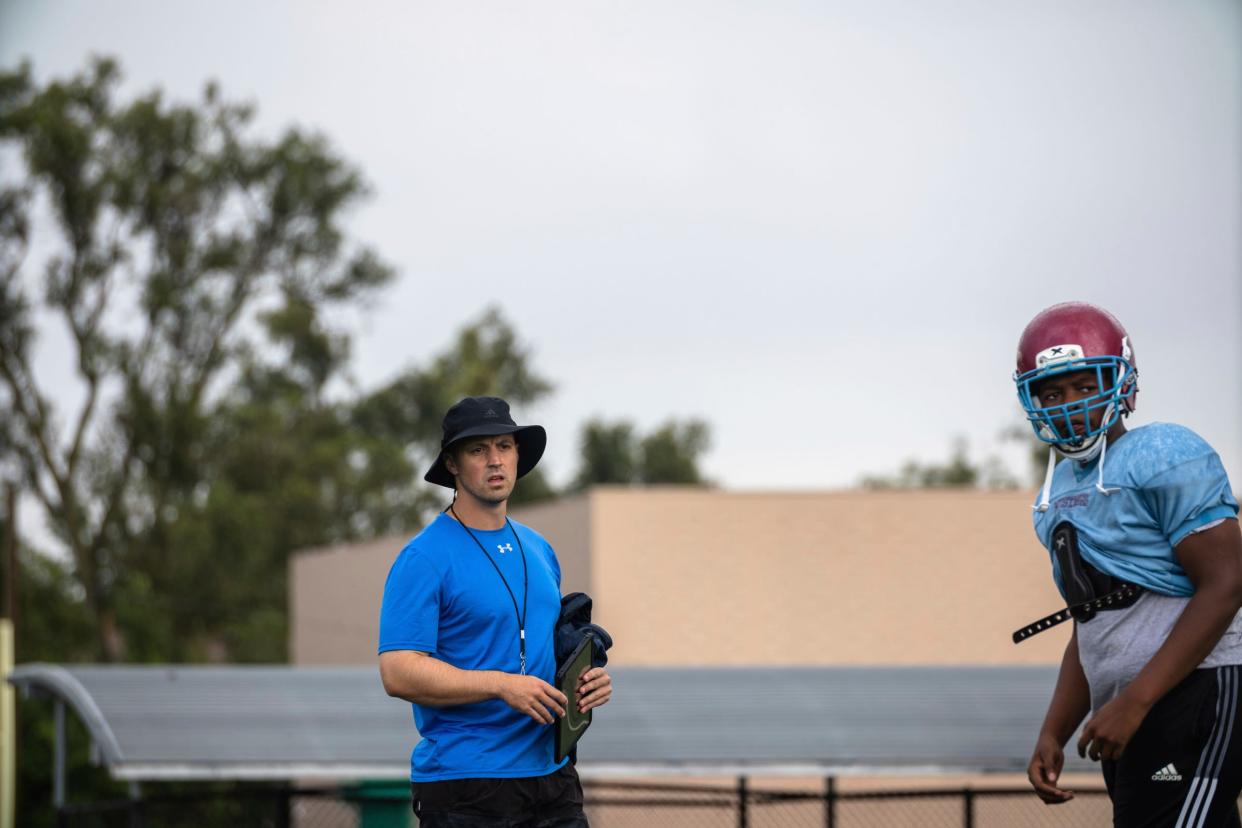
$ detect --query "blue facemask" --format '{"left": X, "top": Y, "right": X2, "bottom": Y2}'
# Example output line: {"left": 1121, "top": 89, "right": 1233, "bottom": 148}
{"left": 1016, "top": 356, "right": 1136, "bottom": 455}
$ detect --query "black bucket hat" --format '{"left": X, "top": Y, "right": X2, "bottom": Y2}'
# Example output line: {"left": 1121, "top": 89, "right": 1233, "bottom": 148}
{"left": 424, "top": 396, "right": 547, "bottom": 488}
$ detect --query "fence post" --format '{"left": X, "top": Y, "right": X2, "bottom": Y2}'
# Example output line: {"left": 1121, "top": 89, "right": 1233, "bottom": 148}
{"left": 276, "top": 785, "right": 291, "bottom": 828}
{"left": 737, "top": 775, "right": 748, "bottom": 828}
{"left": 53, "top": 699, "right": 65, "bottom": 810}
{"left": 824, "top": 776, "right": 836, "bottom": 828}
{"left": 127, "top": 782, "right": 144, "bottom": 828}
{"left": 963, "top": 787, "right": 975, "bottom": 828}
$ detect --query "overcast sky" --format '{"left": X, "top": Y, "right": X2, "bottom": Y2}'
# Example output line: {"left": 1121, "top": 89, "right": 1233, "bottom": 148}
{"left": 3, "top": 0, "right": 1239, "bottom": 493}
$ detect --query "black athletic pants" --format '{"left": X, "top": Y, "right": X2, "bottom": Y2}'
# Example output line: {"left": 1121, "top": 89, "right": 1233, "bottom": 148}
{"left": 1103, "top": 665, "right": 1242, "bottom": 828}
{"left": 410, "top": 762, "right": 588, "bottom": 827}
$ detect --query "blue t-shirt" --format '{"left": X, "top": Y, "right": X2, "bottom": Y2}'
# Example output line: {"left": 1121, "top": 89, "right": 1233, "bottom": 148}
{"left": 1032, "top": 422, "right": 1239, "bottom": 598}
{"left": 378, "top": 513, "right": 566, "bottom": 781}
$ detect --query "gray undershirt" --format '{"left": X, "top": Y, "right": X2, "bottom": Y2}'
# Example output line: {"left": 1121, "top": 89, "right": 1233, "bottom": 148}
{"left": 1077, "top": 592, "right": 1242, "bottom": 711}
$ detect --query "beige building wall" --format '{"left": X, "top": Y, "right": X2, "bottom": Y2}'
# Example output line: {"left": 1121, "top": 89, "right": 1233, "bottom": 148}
{"left": 588, "top": 487, "right": 1067, "bottom": 666}
{"left": 511, "top": 495, "right": 593, "bottom": 596}
{"left": 291, "top": 534, "right": 403, "bottom": 665}
{"left": 290, "top": 488, "right": 1071, "bottom": 666}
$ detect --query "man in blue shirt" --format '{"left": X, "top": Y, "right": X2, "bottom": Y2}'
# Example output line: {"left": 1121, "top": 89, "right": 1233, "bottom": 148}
{"left": 379, "top": 396, "right": 613, "bottom": 826}
{"left": 1014, "top": 302, "right": 1242, "bottom": 827}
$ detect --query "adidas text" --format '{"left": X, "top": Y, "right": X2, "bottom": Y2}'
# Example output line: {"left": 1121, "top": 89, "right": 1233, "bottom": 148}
{"left": 1151, "top": 764, "right": 1183, "bottom": 782}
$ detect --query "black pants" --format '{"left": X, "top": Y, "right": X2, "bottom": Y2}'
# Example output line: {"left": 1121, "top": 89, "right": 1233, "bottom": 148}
{"left": 1103, "top": 665, "right": 1242, "bottom": 828}
{"left": 411, "top": 763, "right": 588, "bottom": 827}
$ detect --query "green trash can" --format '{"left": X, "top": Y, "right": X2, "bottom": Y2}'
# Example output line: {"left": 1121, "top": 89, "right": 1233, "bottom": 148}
{"left": 349, "top": 779, "right": 413, "bottom": 828}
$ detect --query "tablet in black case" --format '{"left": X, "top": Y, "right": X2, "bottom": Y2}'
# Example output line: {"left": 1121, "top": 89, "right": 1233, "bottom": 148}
{"left": 554, "top": 636, "right": 594, "bottom": 763}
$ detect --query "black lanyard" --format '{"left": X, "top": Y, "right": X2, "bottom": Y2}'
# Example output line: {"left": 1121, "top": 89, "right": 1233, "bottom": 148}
{"left": 448, "top": 506, "right": 530, "bottom": 674}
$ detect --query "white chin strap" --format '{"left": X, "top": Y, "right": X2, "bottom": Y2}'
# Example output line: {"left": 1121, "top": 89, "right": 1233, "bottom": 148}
{"left": 1034, "top": 447, "right": 1057, "bottom": 512}
{"left": 1034, "top": 431, "right": 1119, "bottom": 513}
{"left": 1093, "top": 433, "right": 1119, "bottom": 497}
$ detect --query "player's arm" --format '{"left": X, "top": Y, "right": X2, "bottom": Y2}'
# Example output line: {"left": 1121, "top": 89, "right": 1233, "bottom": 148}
{"left": 1028, "top": 627, "right": 1091, "bottom": 804}
{"left": 379, "top": 650, "right": 567, "bottom": 724}
{"left": 1077, "top": 518, "right": 1242, "bottom": 761}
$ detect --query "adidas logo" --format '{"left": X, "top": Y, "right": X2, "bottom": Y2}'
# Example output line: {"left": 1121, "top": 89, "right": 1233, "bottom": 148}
{"left": 1151, "top": 763, "right": 1183, "bottom": 782}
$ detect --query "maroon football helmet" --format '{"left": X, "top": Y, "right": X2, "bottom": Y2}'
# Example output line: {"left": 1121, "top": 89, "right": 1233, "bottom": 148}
{"left": 1014, "top": 302, "right": 1138, "bottom": 458}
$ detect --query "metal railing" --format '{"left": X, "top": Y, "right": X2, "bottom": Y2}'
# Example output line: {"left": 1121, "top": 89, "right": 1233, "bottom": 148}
{"left": 48, "top": 777, "right": 1123, "bottom": 828}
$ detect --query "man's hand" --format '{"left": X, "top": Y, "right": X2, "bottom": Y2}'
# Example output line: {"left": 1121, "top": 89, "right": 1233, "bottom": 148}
{"left": 576, "top": 667, "right": 612, "bottom": 713}
{"left": 497, "top": 674, "right": 567, "bottom": 725}
{"left": 1076, "top": 692, "right": 1151, "bottom": 762}
{"left": 1028, "top": 732, "right": 1074, "bottom": 804}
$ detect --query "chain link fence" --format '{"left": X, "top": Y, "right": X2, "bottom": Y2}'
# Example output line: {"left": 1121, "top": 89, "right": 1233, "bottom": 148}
{"left": 50, "top": 777, "right": 1128, "bottom": 827}
{"left": 580, "top": 780, "right": 1115, "bottom": 828}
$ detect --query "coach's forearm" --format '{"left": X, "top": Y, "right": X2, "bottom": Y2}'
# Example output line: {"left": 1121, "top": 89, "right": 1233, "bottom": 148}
{"left": 1041, "top": 630, "right": 1092, "bottom": 746}
{"left": 379, "top": 650, "right": 504, "bottom": 706}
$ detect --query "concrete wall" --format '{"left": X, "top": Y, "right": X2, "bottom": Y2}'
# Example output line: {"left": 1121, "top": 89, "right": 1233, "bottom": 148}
{"left": 290, "top": 488, "right": 1070, "bottom": 667}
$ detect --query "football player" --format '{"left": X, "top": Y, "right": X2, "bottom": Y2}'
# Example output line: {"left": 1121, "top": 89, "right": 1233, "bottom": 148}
{"left": 1015, "top": 302, "right": 1242, "bottom": 827}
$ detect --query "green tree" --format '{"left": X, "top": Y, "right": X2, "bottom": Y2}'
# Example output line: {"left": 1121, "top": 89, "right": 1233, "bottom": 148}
{"left": 0, "top": 57, "right": 562, "bottom": 824}
{"left": 860, "top": 436, "right": 1018, "bottom": 490}
{"left": 571, "top": 418, "right": 712, "bottom": 489}
{"left": 638, "top": 420, "right": 711, "bottom": 484}
{"left": 0, "top": 58, "right": 393, "bottom": 661}
{"left": 571, "top": 420, "right": 638, "bottom": 489}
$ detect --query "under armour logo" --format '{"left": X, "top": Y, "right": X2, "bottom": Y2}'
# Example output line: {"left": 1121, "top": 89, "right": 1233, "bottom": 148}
{"left": 498, "top": 543, "right": 513, "bottom": 554}
{"left": 484, "top": 409, "right": 499, "bottom": 418}
{"left": 1050, "top": 347, "right": 1063, "bottom": 355}
{"left": 1055, "top": 536, "right": 1066, "bottom": 550}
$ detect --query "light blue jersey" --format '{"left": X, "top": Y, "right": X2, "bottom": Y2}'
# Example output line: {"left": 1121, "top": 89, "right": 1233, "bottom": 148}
{"left": 1033, "top": 422, "right": 1238, "bottom": 599}
{"left": 1032, "top": 422, "right": 1241, "bottom": 709}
